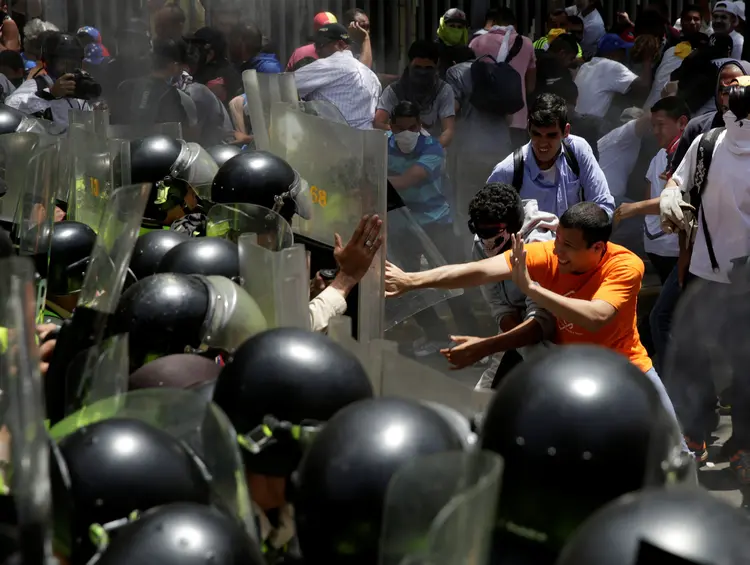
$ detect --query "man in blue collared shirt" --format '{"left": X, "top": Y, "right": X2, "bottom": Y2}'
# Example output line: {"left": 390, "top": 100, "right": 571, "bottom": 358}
{"left": 487, "top": 92, "right": 615, "bottom": 219}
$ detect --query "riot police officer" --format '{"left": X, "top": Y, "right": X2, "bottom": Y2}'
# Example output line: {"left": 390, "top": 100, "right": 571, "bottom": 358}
{"left": 156, "top": 237, "right": 241, "bottom": 281}
{"left": 36, "top": 220, "right": 97, "bottom": 325}
{"left": 129, "top": 229, "right": 190, "bottom": 281}
{"left": 206, "top": 144, "right": 242, "bottom": 169}
{"left": 293, "top": 397, "right": 467, "bottom": 565}
{"left": 210, "top": 151, "right": 312, "bottom": 225}
{"left": 556, "top": 488, "right": 750, "bottom": 565}
{"left": 480, "top": 345, "right": 695, "bottom": 565}
{"left": 211, "top": 327, "right": 374, "bottom": 558}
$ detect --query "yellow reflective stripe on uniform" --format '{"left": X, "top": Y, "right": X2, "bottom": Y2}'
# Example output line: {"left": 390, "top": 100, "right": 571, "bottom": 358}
{"left": 138, "top": 225, "right": 171, "bottom": 237}
{"left": 0, "top": 328, "right": 7, "bottom": 354}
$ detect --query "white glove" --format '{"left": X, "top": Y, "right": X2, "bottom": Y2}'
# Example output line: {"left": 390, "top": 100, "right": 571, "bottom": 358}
{"left": 659, "top": 185, "right": 687, "bottom": 233}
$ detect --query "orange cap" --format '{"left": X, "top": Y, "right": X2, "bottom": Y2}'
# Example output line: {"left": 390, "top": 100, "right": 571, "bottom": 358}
{"left": 313, "top": 12, "right": 338, "bottom": 31}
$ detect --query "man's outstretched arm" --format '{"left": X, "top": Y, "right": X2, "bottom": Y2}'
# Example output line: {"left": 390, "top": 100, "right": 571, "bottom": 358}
{"left": 385, "top": 256, "right": 512, "bottom": 297}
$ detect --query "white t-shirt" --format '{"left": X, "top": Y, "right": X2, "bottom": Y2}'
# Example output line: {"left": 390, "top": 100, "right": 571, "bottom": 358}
{"left": 644, "top": 149, "right": 680, "bottom": 257}
{"left": 644, "top": 47, "right": 684, "bottom": 110}
{"left": 539, "top": 166, "right": 557, "bottom": 185}
{"left": 597, "top": 119, "right": 642, "bottom": 199}
{"left": 574, "top": 58, "right": 638, "bottom": 118}
{"left": 566, "top": 6, "right": 606, "bottom": 59}
{"left": 672, "top": 130, "right": 750, "bottom": 283}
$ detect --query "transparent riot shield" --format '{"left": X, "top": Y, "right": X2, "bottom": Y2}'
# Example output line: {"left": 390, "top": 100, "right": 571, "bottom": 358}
{"left": 44, "top": 182, "right": 151, "bottom": 425}
{"left": 107, "top": 122, "right": 184, "bottom": 141}
{"left": 243, "top": 70, "right": 298, "bottom": 152}
{"left": 379, "top": 452, "right": 503, "bottom": 565}
{"left": 48, "top": 389, "right": 258, "bottom": 542}
{"left": 386, "top": 207, "right": 464, "bottom": 330}
{"left": 206, "top": 203, "right": 294, "bottom": 250}
{"left": 0, "top": 257, "right": 55, "bottom": 565}
{"left": 327, "top": 317, "right": 495, "bottom": 418}
{"left": 13, "top": 143, "right": 62, "bottom": 323}
{"left": 77, "top": 334, "right": 130, "bottom": 408}
{"left": 239, "top": 234, "right": 310, "bottom": 330}
{"left": 298, "top": 100, "right": 349, "bottom": 124}
{"left": 0, "top": 133, "right": 52, "bottom": 223}
{"left": 269, "top": 103, "right": 387, "bottom": 342}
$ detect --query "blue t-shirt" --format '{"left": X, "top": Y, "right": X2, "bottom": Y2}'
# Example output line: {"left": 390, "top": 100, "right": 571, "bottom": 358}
{"left": 387, "top": 133, "right": 450, "bottom": 226}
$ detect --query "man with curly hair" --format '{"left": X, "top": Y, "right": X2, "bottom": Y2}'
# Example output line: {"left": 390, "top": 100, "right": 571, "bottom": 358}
{"left": 453, "top": 183, "right": 558, "bottom": 389}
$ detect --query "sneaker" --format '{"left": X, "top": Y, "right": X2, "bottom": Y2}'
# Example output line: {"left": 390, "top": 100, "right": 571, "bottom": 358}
{"left": 685, "top": 436, "right": 708, "bottom": 463}
{"left": 730, "top": 449, "right": 750, "bottom": 485}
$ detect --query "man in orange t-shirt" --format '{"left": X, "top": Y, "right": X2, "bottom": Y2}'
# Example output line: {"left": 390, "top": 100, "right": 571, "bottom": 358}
{"left": 385, "top": 202, "right": 686, "bottom": 450}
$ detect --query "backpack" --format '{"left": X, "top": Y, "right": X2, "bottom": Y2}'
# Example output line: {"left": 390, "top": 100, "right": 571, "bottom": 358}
{"left": 511, "top": 139, "right": 584, "bottom": 202}
{"left": 687, "top": 127, "right": 723, "bottom": 272}
{"left": 469, "top": 34, "right": 525, "bottom": 116}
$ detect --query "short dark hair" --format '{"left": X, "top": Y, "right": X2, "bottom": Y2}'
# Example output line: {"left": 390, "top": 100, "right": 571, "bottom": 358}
{"left": 550, "top": 8, "right": 567, "bottom": 19}
{"left": 494, "top": 7, "right": 516, "bottom": 26}
{"left": 407, "top": 39, "right": 440, "bottom": 63}
{"left": 650, "top": 96, "right": 691, "bottom": 121}
{"left": 559, "top": 202, "right": 612, "bottom": 247}
{"left": 0, "top": 50, "right": 24, "bottom": 72}
{"left": 231, "top": 22, "right": 264, "bottom": 53}
{"left": 681, "top": 3, "right": 702, "bottom": 20}
{"left": 344, "top": 8, "right": 366, "bottom": 22}
{"left": 392, "top": 100, "right": 421, "bottom": 121}
{"left": 528, "top": 92, "right": 569, "bottom": 131}
{"left": 548, "top": 34, "right": 578, "bottom": 56}
{"left": 567, "top": 15, "right": 583, "bottom": 27}
{"left": 152, "top": 37, "right": 187, "bottom": 69}
{"left": 468, "top": 183, "right": 525, "bottom": 234}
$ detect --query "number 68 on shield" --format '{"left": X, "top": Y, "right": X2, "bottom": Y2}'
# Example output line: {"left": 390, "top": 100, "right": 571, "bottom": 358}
{"left": 310, "top": 186, "right": 327, "bottom": 208}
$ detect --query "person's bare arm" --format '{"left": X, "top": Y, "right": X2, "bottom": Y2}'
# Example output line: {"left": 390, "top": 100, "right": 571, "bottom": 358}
{"left": 525, "top": 285, "right": 616, "bottom": 333}
{"left": 1, "top": 18, "right": 20, "bottom": 51}
{"left": 481, "top": 318, "right": 544, "bottom": 354}
{"left": 385, "top": 255, "right": 512, "bottom": 296}
{"left": 388, "top": 164, "right": 428, "bottom": 190}
{"left": 357, "top": 28, "right": 373, "bottom": 68}
{"left": 373, "top": 109, "right": 391, "bottom": 131}
{"left": 437, "top": 115, "right": 455, "bottom": 147}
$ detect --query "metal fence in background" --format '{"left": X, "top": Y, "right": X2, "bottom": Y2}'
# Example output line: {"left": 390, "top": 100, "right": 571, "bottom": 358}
{"left": 26, "top": 0, "right": 703, "bottom": 74}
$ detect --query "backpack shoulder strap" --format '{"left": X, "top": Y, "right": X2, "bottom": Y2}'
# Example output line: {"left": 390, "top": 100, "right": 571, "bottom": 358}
{"left": 691, "top": 127, "right": 724, "bottom": 272}
{"left": 506, "top": 35, "right": 524, "bottom": 64}
{"left": 561, "top": 139, "right": 584, "bottom": 202}
{"left": 512, "top": 147, "right": 524, "bottom": 192}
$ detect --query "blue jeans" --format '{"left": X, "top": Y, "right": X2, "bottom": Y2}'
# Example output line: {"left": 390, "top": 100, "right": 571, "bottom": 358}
{"left": 649, "top": 265, "right": 681, "bottom": 373}
{"left": 645, "top": 367, "right": 689, "bottom": 453}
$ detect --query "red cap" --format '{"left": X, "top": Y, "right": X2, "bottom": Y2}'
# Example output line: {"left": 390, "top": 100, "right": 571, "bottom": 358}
{"left": 313, "top": 11, "right": 338, "bottom": 31}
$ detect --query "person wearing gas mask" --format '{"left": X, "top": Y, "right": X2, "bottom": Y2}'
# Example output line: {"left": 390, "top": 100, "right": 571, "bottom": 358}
{"left": 5, "top": 31, "right": 98, "bottom": 130}
{"left": 110, "top": 37, "right": 198, "bottom": 139}
{"left": 373, "top": 40, "right": 456, "bottom": 148}
{"left": 660, "top": 75, "right": 750, "bottom": 479}
{"left": 451, "top": 183, "right": 557, "bottom": 390}
{"left": 184, "top": 26, "right": 242, "bottom": 105}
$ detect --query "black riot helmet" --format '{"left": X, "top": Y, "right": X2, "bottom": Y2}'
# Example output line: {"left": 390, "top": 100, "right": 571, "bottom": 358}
{"left": 210, "top": 151, "right": 312, "bottom": 224}
{"left": 52, "top": 418, "right": 212, "bottom": 564}
{"left": 129, "top": 229, "right": 190, "bottom": 281}
{"left": 212, "top": 328, "right": 373, "bottom": 477}
{"left": 35, "top": 221, "right": 97, "bottom": 296}
{"left": 557, "top": 488, "right": 750, "bottom": 565}
{"left": 293, "top": 397, "right": 466, "bottom": 565}
{"left": 480, "top": 345, "right": 693, "bottom": 564}
{"left": 129, "top": 135, "right": 218, "bottom": 224}
{"left": 112, "top": 273, "right": 266, "bottom": 372}
{"left": 206, "top": 144, "right": 242, "bottom": 168}
{"left": 156, "top": 237, "right": 240, "bottom": 282}
{"left": 94, "top": 503, "right": 265, "bottom": 565}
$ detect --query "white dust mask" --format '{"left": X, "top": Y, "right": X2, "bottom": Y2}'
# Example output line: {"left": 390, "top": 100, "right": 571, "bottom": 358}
{"left": 394, "top": 130, "right": 420, "bottom": 153}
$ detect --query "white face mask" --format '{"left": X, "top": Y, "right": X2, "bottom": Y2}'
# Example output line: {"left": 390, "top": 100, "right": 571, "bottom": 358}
{"left": 394, "top": 130, "right": 420, "bottom": 153}
{"left": 723, "top": 110, "right": 750, "bottom": 154}
{"left": 481, "top": 230, "right": 511, "bottom": 257}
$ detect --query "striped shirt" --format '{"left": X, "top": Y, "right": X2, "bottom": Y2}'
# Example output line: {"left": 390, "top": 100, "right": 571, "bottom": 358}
{"left": 387, "top": 133, "right": 450, "bottom": 226}
{"left": 294, "top": 50, "right": 381, "bottom": 130}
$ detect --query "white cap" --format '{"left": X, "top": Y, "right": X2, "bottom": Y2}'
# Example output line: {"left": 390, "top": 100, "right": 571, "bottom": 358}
{"left": 620, "top": 107, "right": 645, "bottom": 123}
{"left": 714, "top": 1, "right": 742, "bottom": 18}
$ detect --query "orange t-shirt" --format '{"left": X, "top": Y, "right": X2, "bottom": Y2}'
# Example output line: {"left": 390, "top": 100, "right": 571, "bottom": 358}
{"left": 503, "top": 240, "right": 653, "bottom": 372}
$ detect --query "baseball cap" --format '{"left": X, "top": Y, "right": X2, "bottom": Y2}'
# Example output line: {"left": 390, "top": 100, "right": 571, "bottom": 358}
{"left": 315, "top": 23, "right": 352, "bottom": 46}
{"left": 735, "top": 1, "right": 746, "bottom": 19}
{"left": 597, "top": 33, "right": 634, "bottom": 55}
{"left": 714, "top": 1, "right": 742, "bottom": 17}
{"left": 443, "top": 8, "right": 468, "bottom": 26}
{"left": 313, "top": 11, "right": 338, "bottom": 31}
{"left": 84, "top": 42, "right": 105, "bottom": 65}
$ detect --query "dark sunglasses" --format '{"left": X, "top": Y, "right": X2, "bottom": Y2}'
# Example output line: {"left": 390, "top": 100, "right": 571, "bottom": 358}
{"left": 468, "top": 219, "right": 507, "bottom": 240}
